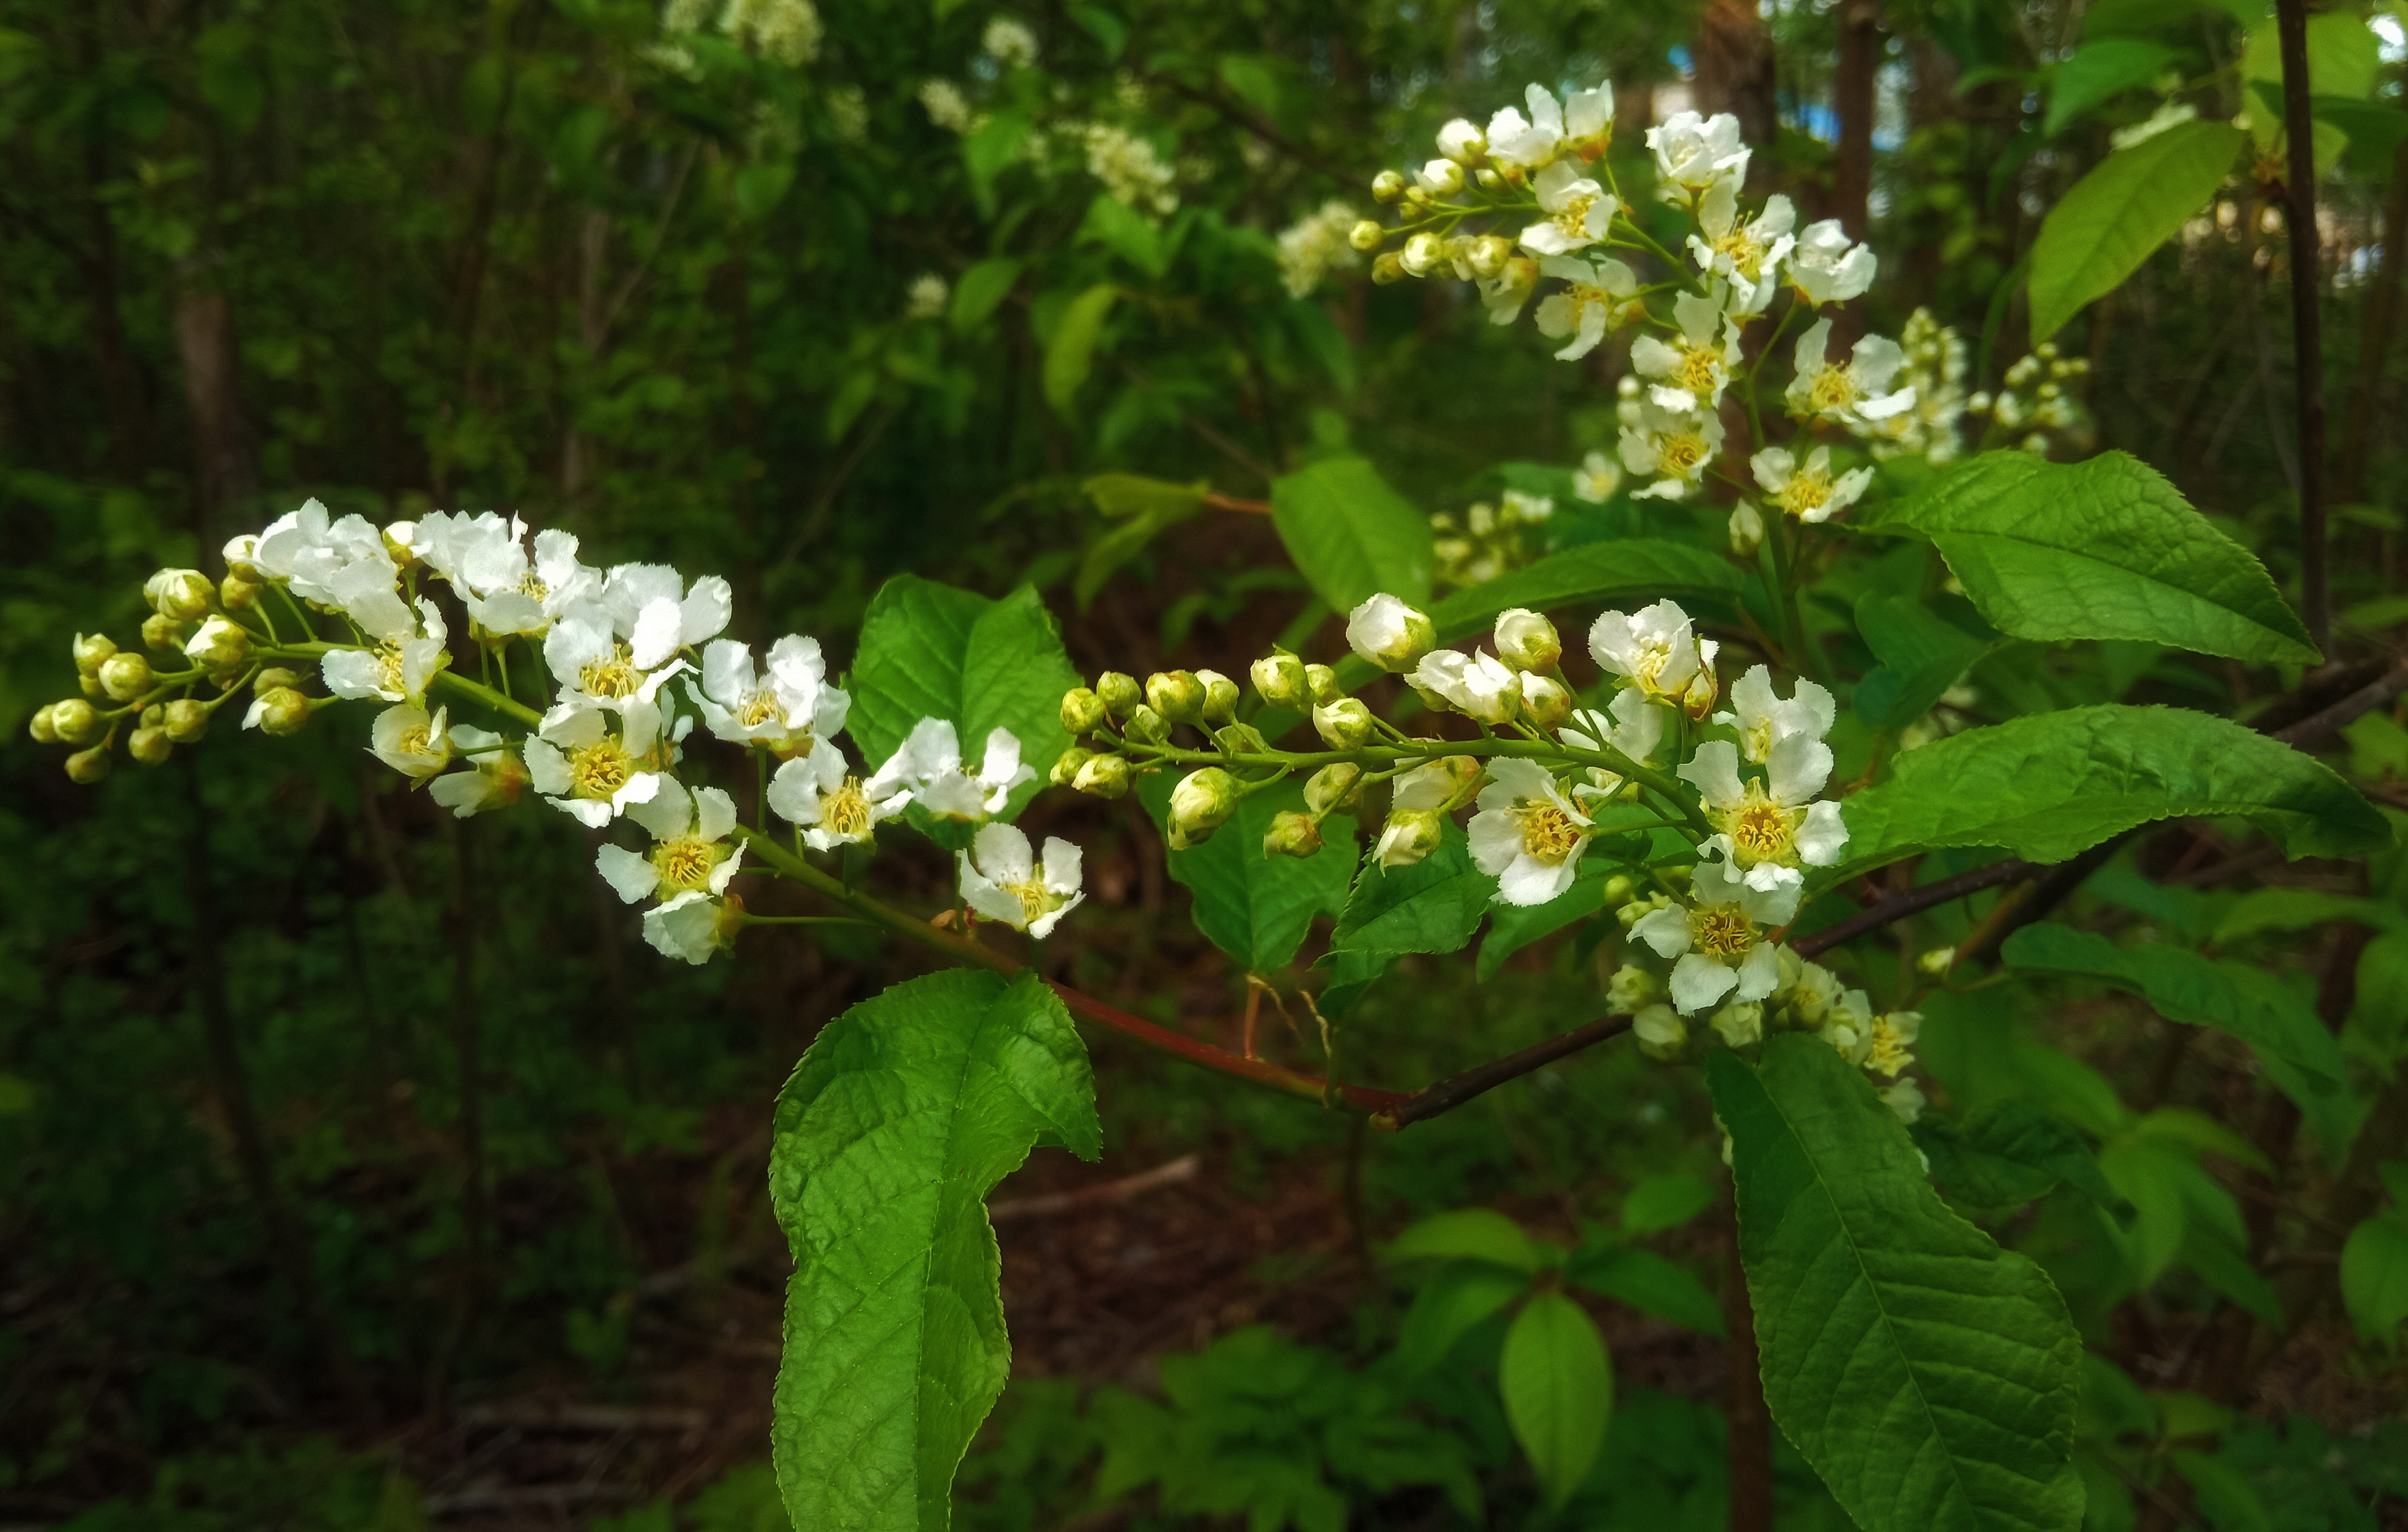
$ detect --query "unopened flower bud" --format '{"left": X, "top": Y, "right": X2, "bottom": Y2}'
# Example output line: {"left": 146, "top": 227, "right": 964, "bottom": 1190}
{"left": 66, "top": 744, "right": 113, "bottom": 784}
{"left": 1632, "top": 1004, "right": 1686, "bottom": 1059}
{"left": 1520, "top": 672, "right": 1572, "bottom": 729}
{"left": 1475, "top": 166, "right": 1506, "bottom": 192}
{"left": 79, "top": 674, "right": 106, "bottom": 699}
{"left": 1051, "top": 746, "right": 1095, "bottom": 787}
{"left": 184, "top": 615, "right": 250, "bottom": 671}
{"left": 1371, "top": 168, "right": 1406, "bottom": 203}
{"left": 1711, "top": 1001, "right": 1764, "bottom": 1048}
{"left": 220, "top": 573, "right": 262, "bottom": 609}
{"left": 1417, "top": 158, "right": 1465, "bottom": 195}
{"left": 1607, "top": 964, "right": 1660, "bottom": 1013}
{"left": 1493, "top": 608, "right": 1561, "bottom": 673}
{"left": 1305, "top": 664, "right": 1340, "bottom": 705}
{"left": 146, "top": 568, "right": 215, "bottom": 622}
{"left": 1436, "top": 117, "right": 1486, "bottom": 163}
{"left": 1121, "top": 705, "right": 1169, "bottom": 745}
{"left": 1682, "top": 665, "right": 1719, "bottom": 720}
{"left": 1345, "top": 593, "right": 1436, "bottom": 673}
{"left": 164, "top": 699, "right": 211, "bottom": 743}
{"left": 128, "top": 726, "right": 173, "bottom": 765}
{"left": 50, "top": 698, "right": 99, "bottom": 745}
{"left": 1073, "top": 753, "right": 1132, "bottom": 798}
{"left": 28, "top": 704, "right": 59, "bottom": 743}
{"left": 1918, "top": 946, "right": 1957, "bottom": 976}
{"left": 1601, "top": 874, "right": 1634, "bottom": 907}
{"left": 1313, "top": 698, "right": 1375, "bottom": 749}
{"left": 1728, "top": 500, "right": 1765, "bottom": 556}
{"left": 1264, "top": 810, "right": 1323, "bottom": 858}
{"left": 1147, "top": 670, "right": 1206, "bottom": 724}
{"left": 1061, "top": 687, "right": 1107, "bottom": 735}
{"left": 253, "top": 667, "right": 303, "bottom": 695}
{"left": 98, "top": 652, "right": 152, "bottom": 703}
{"left": 222, "top": 533, "right": 263, "bottom": 579}
{"left": 1371, "top": 252, "right": 1406, "bottom": 285}
{"left": 1305, "top": 762, "right": 1363, "bottom": 815}
{"left": 1375, "top": 807, "right": 1444, "bottom": 869}
{"left": 142, "top": 612, "right": 193, "bottom": 651}
{"left": 1195, "top": 669, "right": 1240, "bottom": 724}
{"left": 383, "top": 521, "right": 421, "bottom": 566}
{"left": 1348, "top": 219, "right": 1384, "bottom": 252}
{"left": 1095, "top": 671, "right": 1143, "bottom": 720}
{"left": 1167, "top": 767, "right": 1240, "bottom": 850}
{"left": 1400, "top": 232, "right": 1443, "bottom": 277}
{"left": 1251, "top": 651, "right": 1309, "bottom": 709}
{"left": 1466, "top": 235, "right": 1513, "bottom": 278}
{"left": 255, "top": 686, "right": 313, "bottom": 736}
{"left": 73, "top": 632, "right": 119, "bottom": 675}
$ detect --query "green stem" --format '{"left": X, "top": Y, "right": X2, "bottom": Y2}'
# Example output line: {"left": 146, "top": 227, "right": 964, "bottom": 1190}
{"left": 259, "top": 639, "right": 546, "bottom": 729}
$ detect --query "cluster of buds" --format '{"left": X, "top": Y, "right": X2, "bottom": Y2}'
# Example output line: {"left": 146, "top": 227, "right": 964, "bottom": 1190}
{"left": 1970, "top": 343, "right": 2096, "bottom": 457}
{"left": 1431, "top": 488, "right": 1556, "bottom": 590}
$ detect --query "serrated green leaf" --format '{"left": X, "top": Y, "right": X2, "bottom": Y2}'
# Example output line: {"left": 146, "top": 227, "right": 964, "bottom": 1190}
{"left": 1500, "top": 1291, "right": 1613, "bottom": 1508}
{"left": 769, "top": 970, "right": 1100, "bottom": 1532}
{"left": 949, "top": 257, "right": 1023, "bottom": 332}
{"left": 1710, "top": 1036, "right": 2085, "bottom": 1532}
{"left": 1428, "top": 539, "right": 1743, "bottom": 640}
{"left": 2026, "top": 121, "right": 2244, "bottom": 342}
{"left": 1392, "top": 1261, "right": 1530, "bottom": 1374}
{"left": 1564, "top": 1246, "right": 1725, "bottom": 1335}
{"left": 2045, "top": 39, "right": 2180, "bottom": 137}
{"left": 1477, "top": 864, "right": 1606, "bottom": 980}
{"left": 1136, "top": 774, "right": 1354, "bottom": 973}
{"left": 1270, "top": 455, "right": 1433, "bottom": 612}
{"left": 1325, "top": 823, "right": 1490, "bottom": 1013}
{"left": 846, "top": 576, "right": 1081, "bottom": 824}
{"left": 1835, "top": 706, "right": 2390, "bottom": 875}
{"left": 2001, "top": 924, "right": 2346, "bottom": 1085}
{"left": 1387, "top": 1208, "right": 1547, "bottom": 1272}
{"left": 2340, "top": 1212, "right": 2408, "bottom": 1341}
{"left": 1855, "top": 592, "right": 1993, "bottom": 731}
{"left": 1870, "top": 453, "right": 2315, "bottom": 663}
{"left": 1913, "top": 1100, "right": 2124, "bottom": 1214}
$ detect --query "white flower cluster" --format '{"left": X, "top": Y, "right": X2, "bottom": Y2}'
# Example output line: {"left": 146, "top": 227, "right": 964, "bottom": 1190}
{"left": 920, "top": 79, "right": 980, "bottom": 135}
{"left": 1276, "top": 200, "right": 1364, "bottom": 299}
{"left": 660, "top": 0, "right": 821, "bottom": 66}
{"left": 905, "top": 273, "right": 951, "bottom": 320}
{"left": 1074, "top": 121, "right": 1178, "bottom": 218}
{"left": 1866, "top": 308, "right": 1972, "bottom": 465}
{"left": 982, "top": 16, "right": 1039, "bottom": 70}
{"left": 1431, "top": 488, "right": 1555, "bottom": 590}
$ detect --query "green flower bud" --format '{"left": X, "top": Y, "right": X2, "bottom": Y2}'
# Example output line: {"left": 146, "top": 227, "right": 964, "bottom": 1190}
{"left": 1312, "top": 698, "right": 1375, "bottom": 749}
{"left": 1520, "top": 673, "right": 1572, "bottom": 730}
{"left": 1371, "top": 251, "right": 1406, "bottom": 285}
{"left": 1121, "top": 704, "right": 1169, "bottom": 745}
{"left": 1072, "top": 754, "right": 1132, "bottom": 799}
{"left": 1601, "top": 874, "right": 1635, "bottom": 908}
{"left": 1212, "top": 723, "right": 1269, "bottom": 754}
{"left": 1263, "top": 809, "right": 1324, "bottom": 858}
{"left": 1250, "top": 651, "right": 1309, "bottom": 710}
{"left": 129, "top": 726, "right": 173, "bottom": 766}
{"left": 1304, "top": 762, "right": 1363, "bottom": 816}
{"left": 140, "top": 704, "right": 164, "bottom": 728}
{"left": 1606, "top": 964, "right": 1659, "bottom": 1014}
{"left": 164, "top": 699, "right": 211, "bottom": 743}
{"left": 1146, "top": 670, "right": 1206, "bottom": 725}
{"left": 1305, "top": 664, "right": 1340, "bottom": 705}
{"left": 146, "top": 567, "right": 215, "bottom": 622}
{"left": 1346, "top": 594, "right": 1436, "bottom": 674}
{"left": 1167, "top": 767, "right": 1240, "bottom": 850}
{"left": 184, "top": 615, "right": 250, "bottom": 671}
{"left": 1466, "top": 234, "right": 1514, "bottom": 278}
{"left": 1632, "top": 1004, "right": 1686, "bottom": 1061}
{"left": 1051, "top": 746, "right": 1095, "bottom": 787}
{"left": 1095, "top": 671, "right": 1143, "bottom": 720}
{"left": 1060, "top": 687, "right": 1107, "bottom": 735}
{"left": 66, "top": 744, "right": 114, "bottom": 784}
{"left": 80, "top": 674, "right": 107, "bottom": 700}
{"left": 256, "top": 686, "right": 314, "bottom": 736}
{"left": 1196, "top": 669, "right": 1240, "bottom": 725}
{"left": 1374, "top": 807, "right": 1444, "bottom": 869}
{"left": 1474, "top": 165, "right": 1507, "bottom": 192}
{"left": 220, "top": 573, "right": 263, "bottom": 610}
{"left": 73, "top": 632, "right": 119, "bottom": 675}
{"left": 28, "top": 703, "right": 59, "bottom": 744}
{"left": 1493, "top": 608, "right": 1562, "bottom": 673}
{"left": 1348, "top": 219, "right": 1384, "bottom": 251}
{"left": 1371, "top": 168, "right": 1406, "bottom": 203}
{"left": 253, "top": 667, "right": 304, "bottom": 695}
{"left": 142, "top": 612, "right": 193, "bottom": 651}
{"left": 1917, "top": 946, "right": 1957, "bottom": 976}
{"left": 50, "top": 698, "right": 99, "bottom": 745}
{"left": 98, "top": 652, "right": 153, "bottom": 703}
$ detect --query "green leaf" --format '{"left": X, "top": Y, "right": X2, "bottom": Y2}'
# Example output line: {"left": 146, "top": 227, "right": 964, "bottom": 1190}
{"left": 949, "top": 257, "right": 1023, "bottom": 333}
{"left": 2170, "top": 1451, "right": 2275, "bottom": 1532}
{"left": 1270, "top": 455, "right": 1434, "bottom": 612}
{"left": 2213, "top": 887, "right": 2407, "bottom": 945}
{"left": 2179, "top": 1221, "right": 2282, "bottom": 1325}
{"left": 2046, "top": 40, "right": 2180, "bottom": 137}
{"left": 846, "top": 576, "right": 1081, "bottom": 823}
{"left": 1855, "top": 593, "right": 1993, "bottom": 731}
{"left": 961, "top": 111, "right": 1031, "bottom": 216}
{"left": 1392, "top": 1261, "right": 1531, "bottom": 1374}
{"left": 1074, "top": 477, "right": 1208, "bottom": 608}
{"left": 1869, "top": 452, "right": 2316, "bottom": 663}
{"left": 1077, "top": 192, "right": 1166, "bottom": 278}
{"left": 1913, "top": 1100, "right": 2124, "bottom": 1214}
{"left": 1477, "top": 864, "right": 1607, "bottom": 980}
{"left": 1386, "top": 1208, "right": 1547, "bottom": 1272}
{"left": 1499, "top": 1291, "right": 1613, "bottom": 1508}
{"left": 2099, "top": 1139, "right": 2191, "bottom": 1286}
{"left": 2242, "top": 14, "right": 2380, "bottom": 172}
{"left": 1067, "top": 4, "right": 1125, "bottom": 56}
{"left": 1835, "top": 705, "right": 2390, "bottom": 874}
{"left": 2081, "top": 0, "right": 2263, "bottom": 38}
{"left": 1426, "top": 539, "right": 1743, "bottom": 643}
{"left": 1136, "top": 774, "right": 1354, "bottom": 973}
{"left": 2001, "top": 924, "right": 2347, "bottom": 1086}
{"left": 2025, "top": 121, "right": 2245, "bottom": 343}
{"left": 1564, "top": 1246, "right": 1726, "bottom": 1335}
{"left": 732, "top": 160, "right": 796, "bottom": 221}
{"left": 1620, "top": 1173, "right": 1718, "bottom": 1236}
{"left": 769, "top": 970, "right": 1100, "bottom": 1532}
{"left": 1324, "top": 823, "right": 1491, "bottom": 1015}
{"left": 2340, "top": 1212, "right": 2408, "bottom": 1342}
{"left": 1042, "top": 284, "right": 1119, "bottom": 417}
{"left": 1710, "top": 1035, "right": 2085, "bottom": 1532}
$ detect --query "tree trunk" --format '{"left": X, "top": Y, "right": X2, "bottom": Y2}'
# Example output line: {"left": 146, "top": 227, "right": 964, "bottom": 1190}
{"left": 1833, "top": 0, "right": 1883, "bottom": 240}
{"left": 174, "top": 274, "right": 259, "bottom": 548}
{"left": 1693, "top": 0, "right": 1778, "bottom": 191}
{"left": 2335, "top": 137, "right": 2408, "bottom": 504}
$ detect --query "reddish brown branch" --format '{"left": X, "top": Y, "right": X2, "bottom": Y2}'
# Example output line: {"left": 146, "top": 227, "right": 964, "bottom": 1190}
{"left": 1372, "top": 1014, "right": 1633, "bottom": 1130}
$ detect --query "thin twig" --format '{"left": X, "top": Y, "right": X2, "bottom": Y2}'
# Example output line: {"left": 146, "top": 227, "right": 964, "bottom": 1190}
{"left": 1371, "top": 1014, "right": 1633, "bottom": 1130}
{"left": 987, "top": 1154, "right": 1201, "bottom": 1222}
{"left": 2276, "top": 0, "right": 2331, "bottom": 660}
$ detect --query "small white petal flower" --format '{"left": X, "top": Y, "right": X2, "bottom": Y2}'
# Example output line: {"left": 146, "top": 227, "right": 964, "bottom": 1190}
{"left": 691, "top": 634, "right": 851, "bottom": 752}
{"left": 368, "top": 703, "right": 454, "bottom": 779}
{"left": 1646, "top": 111, "right": 1750, "bottom": 204}
{"left": 1714, "top": 665, "right": 1838, "bottom": 764}
{"left": 1788, "top": 218, "right": 1878, "bottom": 305}
{"left": 426, "top": 725, "right": 529, "bottom": 818}
{"left": 1616, "top": 401, "right": 1725, "bottom": 499}
{"left": 1562, "top": 691, "right": 1668, "bottom": 798}
{"left": 1518, "top": 161, "right": 1618, "bottom": 257}
{"left": 1689, "top": 186, "right": 1797, "bottom": 308}
{"left": 768, "top": 739, "right": 911, "bottom": 850}
{"left": 1748, "top": 444, "right": 1873, "bottom": 524}
{"left": 1589, "top": 600, "right": 1712, "bottom": 703}
{"left": 320, "top": 598, "right": 451, "bottom": 704}
{"left": 958, "top": 822, "right": 1084, "bottom": 937}
{"left": 1677, "top": 735, "right": 1843, "bottom": 870}
{"left": 1788, "top": 318, "right": 1918, "bottom": 431}
{"left": 1468, "top": 758, "right": 1595, "bottom": 906}
{"left": 1345, "top": 593, "right": 1435, "bottom": 673}
{"left": 1630, "top": 286, "right": 1744, "bottom": 412}
{"left": 596, "top": 775, "right": 746, "bottom": 907}
{"left": 643, "top": 889, "right": 729, "bottom": 965}
{"left": 1533, "top": 254, "right": 1638, "bottom": 359}
{"left": 1572, "top": 450, "right": 1622, "bottom": 502}
{"left": 527, "top": 693, "right": 668, "bottom": 828}
{"left": 1412, "top": 649, "right": 1522, "bottom": 725}
{"left": 870, "top": 718, "right": 1033, "bottom": 821}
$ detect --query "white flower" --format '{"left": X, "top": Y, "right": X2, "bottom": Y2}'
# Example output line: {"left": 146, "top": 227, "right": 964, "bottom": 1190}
{"left": 321, "top": 597, "right": 452, "bottom": 703}
{"left": 368, "top": 703, "right": 454, "bottom": 779}
{"left": 1883, "top": 1076, "right": 1926, "bottom": 1124}
{"left": 1436, "top": 118, "right": 1486, "bottom": 162}
{"left": 1589, "top": 600, "right": 1717, "bottom": 704}
{"left": 1676, "top": 737, "right": 1847, "bottom": 870}
{"left": 426, "top": 726, "right": 528, "bottom": 818}
{"left": 958, "top": 822, "right": 1084, "bottom": 937}
{"left": 1479, "top": 256, "right": 1539, "bottom": 326}
{"left": 1616, "top": 401, "right": 1725, "bottom": 499}
{"left": 595, "top": 775, "right": 746, "bottom": 906}
{"left": 598, "top": 564, "right": 734, "bottom": 671}
{"left": 1468, "top": 758, "right": 1595, "bottom": 906}
{"left": 1715, "top": 665, "right": 1837, "bottom": 764}
{"left": 644, "top": 889, "right": 730, "bottom": 965}
{"left": 1633, "top": 1003, "right": 1686, "bottom": 1054}
{"left": 722, "top": 0, "right": 820, "bottom": 65}
{"left": 905, "top": 273, "right": 950, "bottom": 319}
{"left": 1533, "top": 254, "right": 1637, "bottom": 360}
{"left": 1276, "top": 200, "right": 1363, "bottom": 298}
{"left": 1787, "top": 317, "right": 1916, "bottom": 429}
{"left": 1518, "top": 161, "right": 1617, "bottom": 257}
{"left": 1345, "top": 593, "right": 1435, "bottom": 672}
{"left": 868, "top": 717, "right": 1033, "bottom": 821}
{"left": 448, "top": 520, "right": 600, "bottom": 637}
{"left": 1490, "top": 80, "right": 1612, "bottom": 166}
{"left": 1562, "top": 691, "right": 1668, "bottom": 798}
{"left": 1646, "top": 112, "right": 1749, "bottom": 204}
{"left": 524, "top": 678, "right": 678, "bottom": 828}
{"left": 1630, "top": 840, "right": 1801, "bottom": 1014}
{"left": 1573, "top": 450, "right": 1622, "bottom": 502}
{"left": 981, "top": 15, "right": 1038, "bottom": 68}
{"left": 1787, "top": 219, "right": 1877, "bottom": 305}
{"left": 768, "top": 739, "right": 911, "bottom": 850}
{"left": 1689, "top": 186, "right": 1796, "bottom": 312}
{"left": 1392, "top": 755, "right": 1479, "bottom": 812}
{"left": 1749, "top": 444, "right": 1873, "bottom": 524}
{"left": 1415, "top": 158, "right": 1465, "bottom": 196}
{"left": 1865, "top": 1010, "right": 1922, "bottom": 1076}
{"left": 1412, "top": 649, "right": 1521, "bottom": 725}
{"left": 920, "top": 79, "right": 976, "bottom": 133}
{"left": 1630, "top": 287, "right": 1743, "bottom": 412}
{"left": 253, "top": 500, "right": 403, "bottom": 627}
{"left": 691, "top": 635, "right": 850, "bottom": 752}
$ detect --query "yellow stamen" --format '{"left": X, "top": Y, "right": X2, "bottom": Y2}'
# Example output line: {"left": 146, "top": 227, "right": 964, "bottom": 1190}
{"left": 1003, "top": 877, "right": 1059, "bottom": 927}
{"left": 1690, "top": 904, "right": 1756, "bottom": 959}
{"left": 1807, "top": 367, "right": 1859, "bottom": 413}
{"left": 650, "top": 835, "right": 720, "bottom": 892}
{"left": 1774, "top": 469, "right": 1833, "bottom": 518}
{"left": 1553, "top": 193, "right": 1598, "bottom": 241}
{"left": 569, "top": 738, "right": 632, "bottom": 800}
{"left": 578, "top": 642, "right": 641, "bottom": 699}
{"left": 1517, "top": 803, "right": 1586, "bottom": 866}
{"left": 820, "top": 778, "right": 873, "bottom": 840}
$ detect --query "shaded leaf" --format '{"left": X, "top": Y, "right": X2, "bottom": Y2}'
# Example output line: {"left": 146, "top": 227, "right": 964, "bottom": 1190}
{"left": 1913, "top": 1100, "right": 2124, "bottom": 1214}
{"left": 1271, "top": 456, "right": 1433, "bottom": 611}
{"left": 1042, "top": 284, "right": 1119, "bottom": 417}
{"left": 1564, "top": 1246, "right": 1725, "bottom": 1336}
{"left": 1391, "top": 1261, "right": 1530, "bottom": 1374}
{"left": 1499, "top": 1292, "right": 1613, "bottom": 1508}
{"left": 1137, "top": 774, "right": 1354, "bottom": 973}
{"left": 2026, "top": 121, "right": 2244, "bottom": 342}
